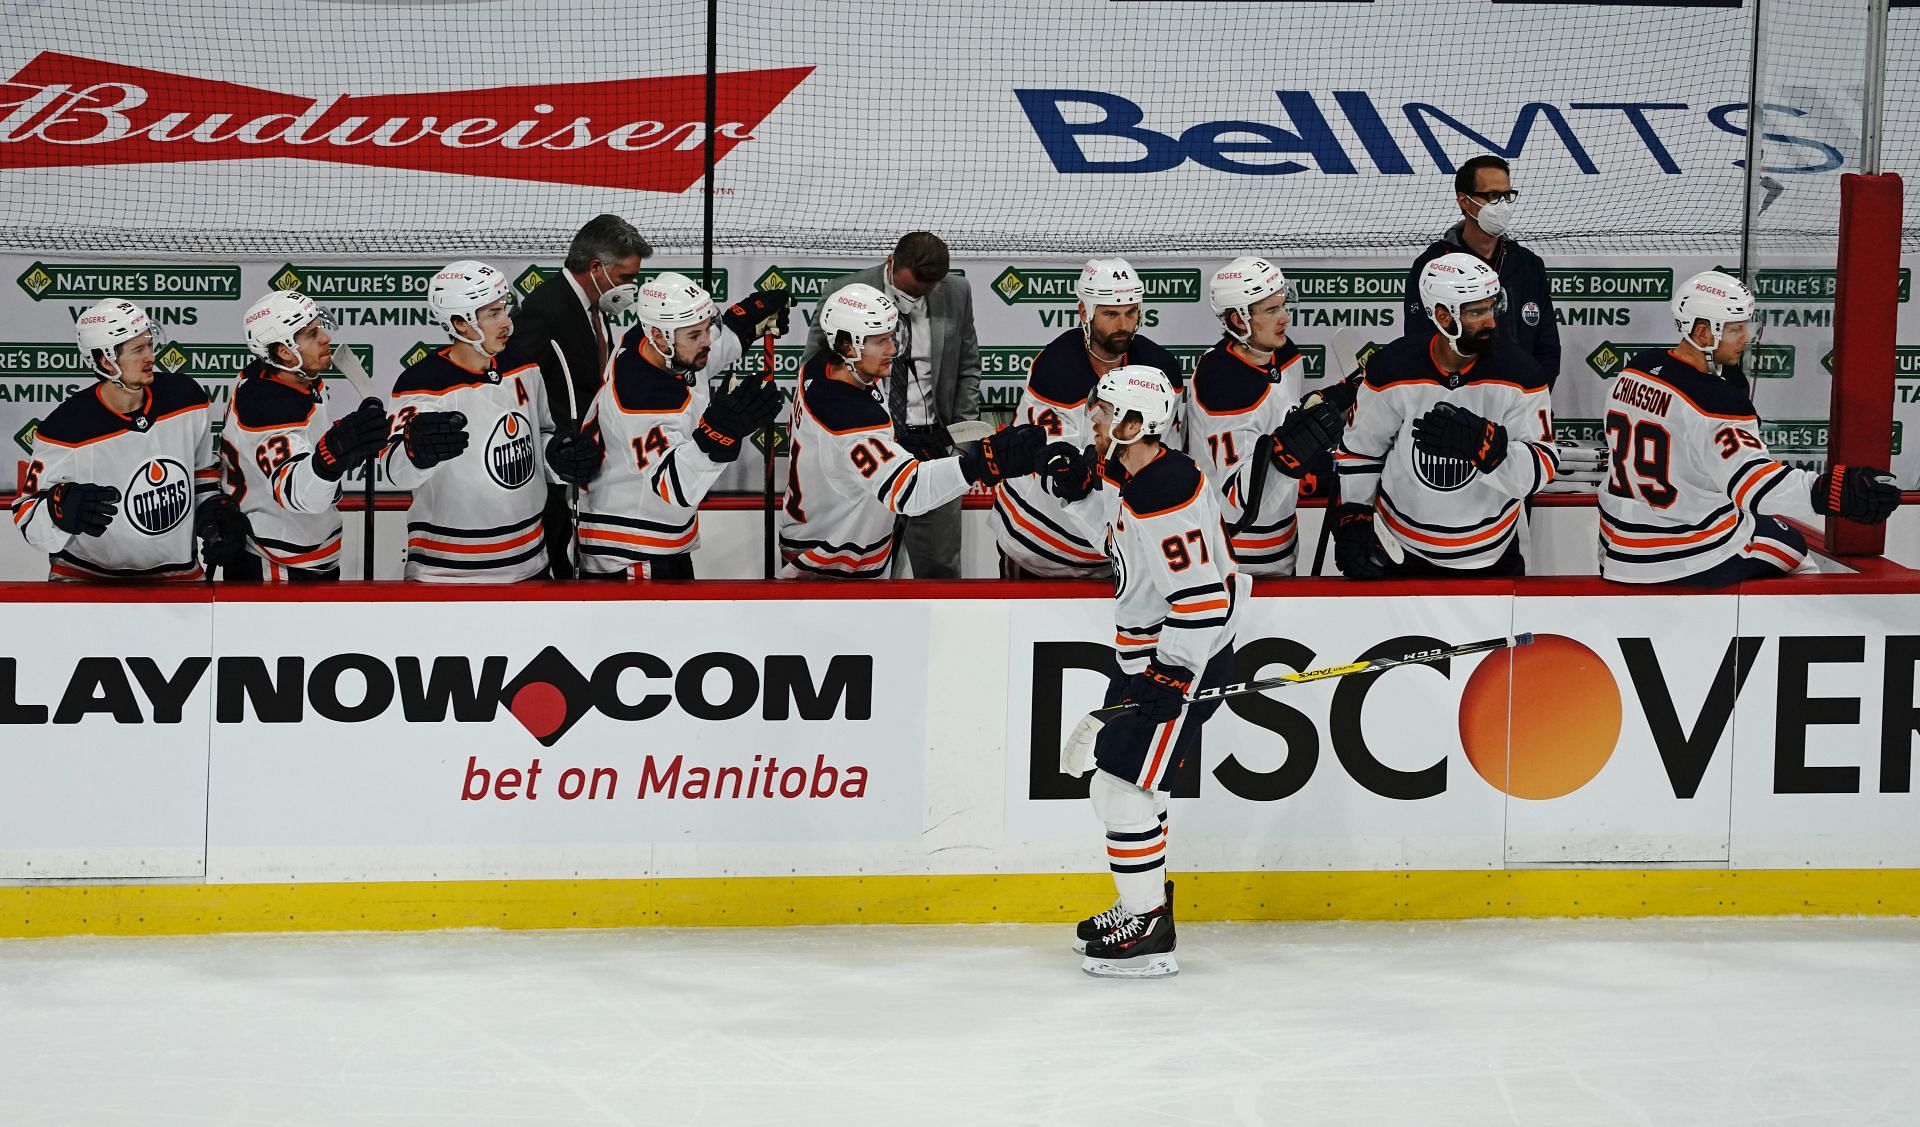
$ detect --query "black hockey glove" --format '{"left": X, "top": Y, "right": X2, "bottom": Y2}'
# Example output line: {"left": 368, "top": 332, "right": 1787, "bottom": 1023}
{"left": 1269, "top": 399, "right": 1344, "bottom": 478}
{"left": 960, "top": 423, "right": 1048, "bottom": 485}
{"left": 194, "top": 493, "right": 252, "bottom": 569}
{"left": 403, "top": 410, "right": 468, "bottom": 470}
{"left": 44, "top": 482, "right": 119, "bottom": 537}
{"left": 1813, "top": 463, "right": 1900, "bottom": 524}
{"left": 312, "top": 398, "right": 390, "bottom": 481}
{"left": 694, "top": 376, "right": 786, "bottom": 463}
{"left": 1314, "top": 372, "right": 1363, "bottom": 417}
{"left": 721, "top": 289, "right": 793, "bottom": 347}
{"left": 1412, "top": 402, "right": 1507, "bottom": 472}
{"left": 1121, "top": 660, "right": 1194, "bottom": 725}
{"left": 1333, "top": 502, "right": 1392, "bottom": 580}
{"left": 1042, "top": 442, "right": 1099, "bottom": 502}
{"left": 544, "top": 428, "right": 603, "bottom": 487}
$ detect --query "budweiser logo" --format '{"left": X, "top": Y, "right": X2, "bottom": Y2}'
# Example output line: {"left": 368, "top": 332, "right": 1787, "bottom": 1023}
{"left": 0, "top": 52, "right": 812, "bottom": 192}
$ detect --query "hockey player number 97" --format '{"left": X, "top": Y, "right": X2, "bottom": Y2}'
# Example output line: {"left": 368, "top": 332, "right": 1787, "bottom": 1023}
{"left": 1604, "top": 411, "right": 1677, "bottom": 508}
{"left": 1161, "top": 529, "right": 1210, "bottom": 571}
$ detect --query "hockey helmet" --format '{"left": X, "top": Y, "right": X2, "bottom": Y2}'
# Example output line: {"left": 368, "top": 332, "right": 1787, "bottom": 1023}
{"left": 1076, "top": 257, "right": 1145, "bottom": 309}
{"left": 820, "top": 283, "right": 899, "bottom": 365}
{"left": 1209, "top": 256, "right": 1293, "bottom": 343}
{"left": 244, "top": 289, "right": 334, "bottom": 372}
{"left": 1418, "top": 252, "right": 1504, "bottom": 342}
{"left": 76, "top": 299, "right": 165, "bottom": 381}
{"left": 428, "top": 259, "right": 516, "bottom": 347}
{"left": 1092, "top": 363, "right": 1177, "bottom": 445}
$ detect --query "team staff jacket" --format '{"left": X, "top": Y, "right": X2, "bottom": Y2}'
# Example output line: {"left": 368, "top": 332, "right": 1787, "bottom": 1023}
{"left": 777, "top": 356, "right": 973, "bottom": 578}
{"left": 575, "top": 324, "right": 745, "bottom": 574}
{"left": 1058, "top": 447, "right": 1248, "bottom": 676}
{"left": 219, "top": 362, "right": 346, "bottom": 577}
{"left": 383, "top": 348, "right": 555, "bottom": 583}
{"left": 1183, "top": 337, "right": 1308, "bottom": 575}
{"left": 1405, "top": 226, "right": 1561, "bottom": 385}
{"left": 1599, "top": 349, "right": 1818, "bottom": 583}
{"left": 1336, "top": 334, "right": 1558, "bottom": 570}
{"left": 11, "top": 373, "right": 218, "bottom": 580}
{"left": 995, "top": 327, "right": 1184, "bottom": 577}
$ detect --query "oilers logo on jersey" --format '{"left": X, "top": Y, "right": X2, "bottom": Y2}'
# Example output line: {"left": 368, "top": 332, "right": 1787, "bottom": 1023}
{"left": 1412, "top": 447, "right": 1476, "bottom": 492}
{"left": 125, "top": 458, "right": 192, "bottom": 535}
{"left": 485, "top": 412, "right": 537, "bottom": 490}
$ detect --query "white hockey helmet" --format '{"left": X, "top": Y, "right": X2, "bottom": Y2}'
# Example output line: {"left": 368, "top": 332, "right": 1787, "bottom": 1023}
{"left": 1419, "top": 252, "right": 1503, "bottom": 342}
{"left": 1672, "top": 270, "right": 1758, "bottom": 355}
{"left": 1092, "top": 363, "right": 1177, "bottom": 445}
{"left": 76, "top": 299, "right": 165, "bottom": 381}
{"left": 1076, "top": 257, "right": 1145, "bottom": 308}
{"left": 1209, "top": 256, "right": 1293, "bottom": 343}
{"left": 428, "top": 259, "right": 515, "bottom": 347}
{"left": 244, "top": 289, "right": 334, "bottom": 373}
{"left": 635, "top": 271, "right": 715, "bottom": 335}
{"left": 820, "top": 283, "right": 899, "bottom": 365}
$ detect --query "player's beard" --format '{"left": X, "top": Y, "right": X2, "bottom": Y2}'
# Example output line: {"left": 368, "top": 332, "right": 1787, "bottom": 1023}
{"left": 1455, "top": 328, "right": 1495, "bottom": 356}
{"left": 1090, "top": 327, "right": 1134, "bottom": 357}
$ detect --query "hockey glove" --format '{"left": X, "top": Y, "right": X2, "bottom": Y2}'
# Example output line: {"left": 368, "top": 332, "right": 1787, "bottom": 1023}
{"left": 312, "top": 398, "right": 391, "bottom": 481}
{"left": 1411, "top": 402, "right": 1508, "bottom": 472}
{"left": 194, "top": 493, "right": 252, "bottom": 569}
{"left": 1813, "top": 464, "right": 1900, "bottom": 524}
{"left": 1333, "top": 502, "right": 1392, "bottom": 580}
{"left": 1269, "top": 399, "right": 1344, "bottom": 478}
{"left": 694, "top": 377, "right": 786, "bottom": 463}
{"left": 44, "top": 482, "right": 119, "bottom": 537}
{"left": 1121, "top": 660, "right": 1194, "bottom": 725}
{"left": 961, "top": 423, "right": 1048, "bottom": 485}
{"left": 544, "top": 428, "right": 604, "bottom": 487}
{"left": 721, "top": 289, "right": 793, "bottom": 347}
{"left": 403, "top": 410, "right": 469, "bottom": 470}
{"left": 1042, "top": 442, "right": 1099, "bottom": 502}
{"left": 1314, "top": 372, "right": 1363, "bottom": 417}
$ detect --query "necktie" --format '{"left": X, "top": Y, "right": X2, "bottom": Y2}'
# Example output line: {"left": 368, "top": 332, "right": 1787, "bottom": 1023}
{"left": 888, "top": 309, "right": 914, "bottom": 426}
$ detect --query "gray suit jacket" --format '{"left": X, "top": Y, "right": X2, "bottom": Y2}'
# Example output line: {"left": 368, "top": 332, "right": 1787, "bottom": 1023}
{"left": 803, "top": 264, "right": 981, "bottom": 425}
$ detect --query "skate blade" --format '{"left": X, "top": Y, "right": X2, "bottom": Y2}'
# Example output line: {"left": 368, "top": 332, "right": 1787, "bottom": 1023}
{"left": 1081, "top": 952, "right": 1179, "bottom": 979}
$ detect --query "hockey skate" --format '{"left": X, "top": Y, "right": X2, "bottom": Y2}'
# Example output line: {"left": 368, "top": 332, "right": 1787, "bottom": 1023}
{"left": 1080, "top": 897, "right": 1177, "bottom": 979}
{"left": 1074, "top": 880, "right": 1172, "bottom": 954}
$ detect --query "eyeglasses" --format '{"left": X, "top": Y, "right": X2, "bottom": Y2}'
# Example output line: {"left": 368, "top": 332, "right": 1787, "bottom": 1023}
{"left": 1465, "top": 189, "right": 1521, "bottom": 204}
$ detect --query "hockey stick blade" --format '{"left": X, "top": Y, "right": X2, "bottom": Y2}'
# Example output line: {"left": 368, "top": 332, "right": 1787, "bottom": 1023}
{"left": 945, "top": 420, "right": 996, "bottom": 445}
{"left": 1372, "top": 511, "right": 1406, "bottom": 564}
{"left": 327, "top": 340, "right": 379, "bottom": 402}
{"left": 1328, "top": 327, "right": 1370, "bottom": 381}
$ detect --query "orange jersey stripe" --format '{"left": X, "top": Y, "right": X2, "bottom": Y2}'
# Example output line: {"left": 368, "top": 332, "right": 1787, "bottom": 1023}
{"left": 995, "top": 489, "right": 1106, "bottom": 562}
{"left": 407, "top": 524, "right": 545, "bottom": 556}
{"left": 1378, "top": 502, "right": 1517, "bottom": 550}
{"left": 580, "top": 525, "right": 697, "bottom": 551}
{"left": 1601, "top": 510, "right": 1739, "bottom": 549}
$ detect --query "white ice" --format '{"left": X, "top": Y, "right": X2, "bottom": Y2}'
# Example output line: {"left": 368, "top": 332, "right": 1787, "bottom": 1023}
{"left": 2, "top": 919, "right": 1916, "bottom": 1126}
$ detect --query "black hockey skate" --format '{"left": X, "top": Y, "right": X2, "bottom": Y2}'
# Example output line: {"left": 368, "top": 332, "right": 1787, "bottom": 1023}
{"left": 1081, "top": 894, "right": 1177, "bottom": 979}
{"left": 1074, "top": 880, "right": 1173, "bottom": 954}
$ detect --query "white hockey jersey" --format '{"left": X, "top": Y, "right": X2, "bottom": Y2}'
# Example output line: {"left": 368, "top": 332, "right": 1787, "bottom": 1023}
{"left": 1058, "top": 447, "right": 1248, "bottom": 676}
{"left": 382, "top": 348, "right": 554, "bottom": 583}
{"left": 1598, "top": 349, "right": 1819, "bottom": 583}
{"left": 993, "top": 328, "right": 1184, "bottom": 577}
{"left": 11, "top": 374, "right": 218, "bottom": 580}
{"left": 218, "top": 362, "right": 349, "bottom": 577}
{"left": 777, "top": 355, "right": 973, "bottom": 578}
{"left": 575, "top": 323, "right": 744, "bottom": 574}
{"left": 1183, "top": 338, "right": 1309, "bottom": 575}
{"left": 1336, "top": 334, "right": 1557, "bottom": 570}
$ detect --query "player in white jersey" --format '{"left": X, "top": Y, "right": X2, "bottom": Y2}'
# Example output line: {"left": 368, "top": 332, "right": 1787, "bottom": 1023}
{"left": 381, "top": 260, "right": 555, "bottom": 583}
{"left": 1334, "top": 253, "right": 1559, "bottom": 578}
{"left": 11, "top": 300, "right": 234, "bottom": 580}
{"left": 218, "top": 290, "right": 390, "bottom": 581}
{"left": 778, "top": 284, "right": 1049, "bottom": 578}
{"left": 567, "top": 273, "right": 790, "bottom": 579}
{"left": 994, "top": 257, "right": 1186, "bottom": 578}
{"left": 1600, "top": 270, "right": 1897, "bottom": 585}
{"left": 1041, "top": 364, "right": 1246, "bottom": 977}
{"left": 1185, "top": 257, "right": 1344, "bottom": 575}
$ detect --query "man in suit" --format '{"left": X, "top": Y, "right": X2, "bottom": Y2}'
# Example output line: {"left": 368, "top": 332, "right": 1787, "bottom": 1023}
{"left": 501, "top": 214, "right": 650, "bottom": 578}
{"left": 804, "top": 231, "right": 982, "bottom": 578}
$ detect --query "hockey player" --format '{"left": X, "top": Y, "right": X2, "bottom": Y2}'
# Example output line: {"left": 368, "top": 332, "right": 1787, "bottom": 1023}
{"left": 1043, "top": 364, "right": 1246, "bottom": 978}
{"left": 1600, "top": 270, "right": 1897, "bottom": 585}
{"left": 566, "top": 272, "right": 789, "bottom": 579}
{"left": 993, "top": 257, "right": 1185, "bottom": 578}
{"left": 779, "top": 284, "right": 1049, "bottom": 578}
{"left": 219, "top": 290, "right": 390, "bottom": 581}
{"left": 11, "top": 299, "right": 238, "bottom": 580}
{"left": 381, "top": 260, "right": 553, "bottom": 583}
{"left": 1333, "top": 253, "right": 1559, "bottom": 578}
{"left": 1186, "top": 257, "right": 1344, "bottom": 575}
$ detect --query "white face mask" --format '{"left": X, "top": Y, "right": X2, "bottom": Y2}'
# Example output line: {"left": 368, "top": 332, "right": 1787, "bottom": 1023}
{"left": 1474, "top": 197, "right": 1516, "bottom": 238}
{"left": 890, "top": 286, "right": 925, "bottom": 316}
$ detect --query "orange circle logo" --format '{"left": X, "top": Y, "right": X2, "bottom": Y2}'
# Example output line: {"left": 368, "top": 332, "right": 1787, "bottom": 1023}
{"left": 1459, "top": 633, "right": 1622, "bottom": 799}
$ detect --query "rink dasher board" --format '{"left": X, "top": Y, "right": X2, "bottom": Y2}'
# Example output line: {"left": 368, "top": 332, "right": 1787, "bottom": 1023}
{"left": 2, "top": 581, "right": 1920, "bottom": 935}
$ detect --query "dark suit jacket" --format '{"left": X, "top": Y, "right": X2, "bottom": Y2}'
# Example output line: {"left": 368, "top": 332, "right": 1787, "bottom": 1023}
{"left": 803, "top": 264, "right": 981, "bottom": 426}
{"left": 502, "top": 271, "right": 611, "bottom": 431}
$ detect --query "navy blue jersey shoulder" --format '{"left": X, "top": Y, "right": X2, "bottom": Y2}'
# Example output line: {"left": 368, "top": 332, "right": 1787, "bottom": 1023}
{"left": 1191, "top": 338, "right": 1295, "bottom": 413}
{"left": 1475, "top": 335, "right": 1549, "bottom": 391}
{"left": 392, "top": 349, "right": 496, "bottom": 396}
{"left": 1120, "top": 447, "right": 1206, "bottom": 517}
{"left": 40, "top": 372, "right": 205, "bottom": 445}
{"left": 1128, "top": 334, "right": 1185, "bottom": 390}
{"left": 229, "top": 362, "right": 319, "bottom": 429}
{"left": 1362, "top": 334, "right": 1437, "bottom": 390}
{"left": 1622, "top": 349, "right": 1756, "bottom": 417}
{"left": 801, "top": 361, "right": 889, "bottom": 433}
{"left": 609, "top": 346, "right": 692, "bottom": 414}
{"left": 1028, "top": 329, "right": 1098, "bottom": 408}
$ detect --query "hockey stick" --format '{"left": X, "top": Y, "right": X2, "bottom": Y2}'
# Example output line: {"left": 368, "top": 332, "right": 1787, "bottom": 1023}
{"left": 762, "top": 333, "right": 778, "bottom": 580}
{"left": 549, "top": 342, "right": 584, "bottom": 575}
{"left": 945, "top": 420, "right": 996, "bottom": 445}
{"left": 1059, "top": 633, "right": 1532, "bottom": 775}
{"left": 1312, "top": 328, "right": 1370, "bottom": 575}
{"left": 327, "top": 342, "right": 382, "bottom": 581}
